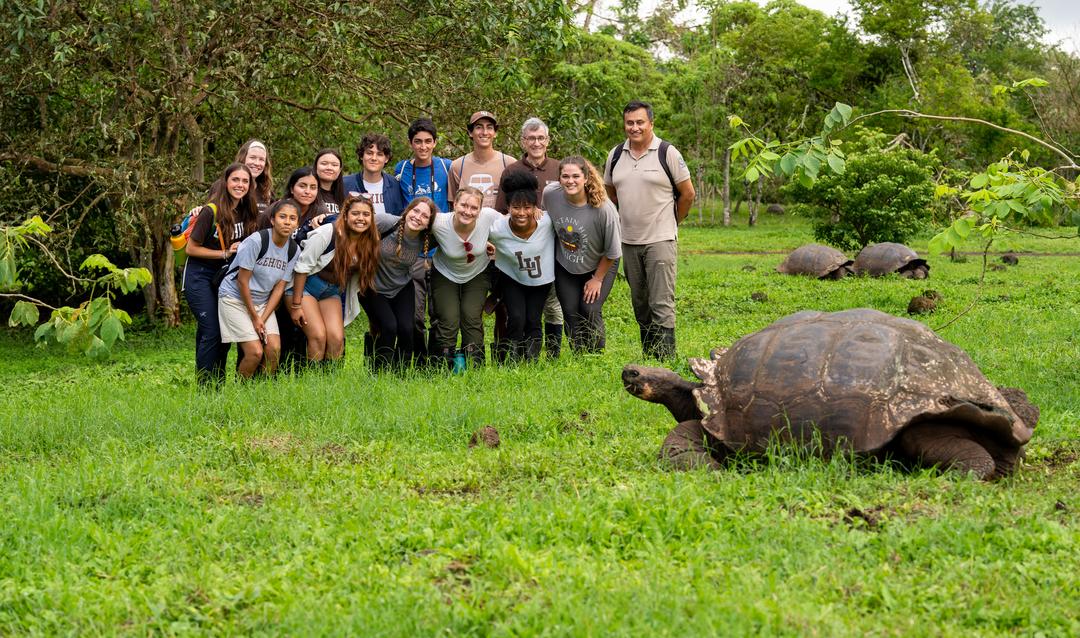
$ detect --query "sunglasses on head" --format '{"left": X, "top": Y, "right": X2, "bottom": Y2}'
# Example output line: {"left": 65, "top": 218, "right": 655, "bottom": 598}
{"left": 463, "top": 240, "right": 475, "bottom": 263}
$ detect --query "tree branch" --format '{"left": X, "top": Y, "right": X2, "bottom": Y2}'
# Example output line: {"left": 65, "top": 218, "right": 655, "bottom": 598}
{"left": 0, "top": 293, "right": 58, "bottom": 311}
{"left": 0, "top": 152, "right": 120, "bottom": 179}
{"left": 842, "top": 110, "right": 1078, "bottom": 168}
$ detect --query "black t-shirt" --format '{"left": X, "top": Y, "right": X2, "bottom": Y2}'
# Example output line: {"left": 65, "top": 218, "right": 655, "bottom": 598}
{"left": 187, "top": 205, "right": 253, "bottom": 268}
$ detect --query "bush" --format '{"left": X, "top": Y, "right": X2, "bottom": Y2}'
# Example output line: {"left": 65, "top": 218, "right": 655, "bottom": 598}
{"left": 785, "top": 147, "right": 939, "bottom": 251}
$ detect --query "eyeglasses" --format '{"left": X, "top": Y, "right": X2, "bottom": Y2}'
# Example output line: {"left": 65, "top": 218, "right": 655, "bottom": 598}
{"left": 523, "top": 136, "right": 548, "bottom": 143}
{"left": 463, "top": 240, "right": 475, "bottom": 264}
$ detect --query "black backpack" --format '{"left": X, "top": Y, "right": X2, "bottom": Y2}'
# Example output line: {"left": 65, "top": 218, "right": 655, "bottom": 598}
{"left": 212, "top": 228, "right": 299, "bottom": 291}
{"left": 608, "top": 140, "right": 680, "bottom": 210}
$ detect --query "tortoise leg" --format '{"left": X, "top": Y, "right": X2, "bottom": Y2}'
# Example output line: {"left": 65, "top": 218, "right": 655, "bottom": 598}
{"left": 897, "top": 422, "right": 994, "bottom": 479}
{"left": 659, "top": 420, "right": 726, "bottom": 471}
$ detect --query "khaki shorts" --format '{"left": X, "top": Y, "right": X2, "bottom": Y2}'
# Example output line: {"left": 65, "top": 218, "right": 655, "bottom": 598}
{"left": 218, "top": 295, "right": 279, "bottom": 343}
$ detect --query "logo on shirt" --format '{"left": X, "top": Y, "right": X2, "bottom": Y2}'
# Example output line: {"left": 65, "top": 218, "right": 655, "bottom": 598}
{"left": 515, "top": 251, "right": 543, "bottom": 279}
{"left": 468, "top": 174, "right": 495, "bottom": 194}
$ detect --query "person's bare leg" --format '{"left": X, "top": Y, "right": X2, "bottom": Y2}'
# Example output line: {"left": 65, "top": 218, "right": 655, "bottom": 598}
{"left": 237, "top": 340, "right": 264, "bottom": 379}
{"left": 320, "top": 297, "right": 345, "bottom": 361}
{"left": 301, "top": 295, "right": 326, "bottom": 361}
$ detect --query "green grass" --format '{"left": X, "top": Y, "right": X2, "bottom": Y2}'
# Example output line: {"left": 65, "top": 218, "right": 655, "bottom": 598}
{"left": 1, "top": 217, "right": 1079, "bottom": 636}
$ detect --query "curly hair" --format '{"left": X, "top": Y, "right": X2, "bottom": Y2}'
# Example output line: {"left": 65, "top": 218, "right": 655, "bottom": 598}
{"left": 332, "top": 196, "right": 380, "bottom": 293}
{"left": 559, "top": 156, "right": 607, "bottom": 209}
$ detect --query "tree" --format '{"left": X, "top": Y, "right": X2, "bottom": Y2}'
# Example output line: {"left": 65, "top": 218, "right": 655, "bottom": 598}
{"left": 0, "top": 0, "right": 574, "bottom": 331}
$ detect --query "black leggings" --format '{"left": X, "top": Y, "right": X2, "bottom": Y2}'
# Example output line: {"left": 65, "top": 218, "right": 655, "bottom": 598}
{"left": 495, "top": 271, "right": 551, "bottom": 361}
{"left": 554, "top": 259, "right": 618, "bottom": 353}
{"left": 359, "top": 281, "right": 416, "bottom": 370}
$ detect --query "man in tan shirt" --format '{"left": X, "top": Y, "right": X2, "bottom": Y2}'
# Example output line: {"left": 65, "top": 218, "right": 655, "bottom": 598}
{"left": 448, "top": 111, "right": 515, "bottom": 210}
{"left": 604, "top": 100, "right": 696, "bottom": 360}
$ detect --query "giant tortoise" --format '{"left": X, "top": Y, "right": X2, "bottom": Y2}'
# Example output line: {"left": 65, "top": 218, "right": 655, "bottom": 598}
{"left": 776, "top": 244, "right": 853, "bottom": 279}
{"left": 622, "top": 308, "right": 1038, "bottom": 479}
{"left": 853, "top": 242, "right": 929, "bottom": 278}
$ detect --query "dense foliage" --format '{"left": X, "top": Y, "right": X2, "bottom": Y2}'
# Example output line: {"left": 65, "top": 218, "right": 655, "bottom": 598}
{"left": 786, "top": 147, "right": 938, "bottom": 250}
{"left": 1, "top": 0, "right": 1078, "bottom": 332}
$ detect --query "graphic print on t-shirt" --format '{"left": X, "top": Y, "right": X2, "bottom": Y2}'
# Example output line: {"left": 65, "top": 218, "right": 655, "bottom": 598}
{"left": 468, "top": 173, "right": 495, "bottom": 195}
{"left": 515, "top": 251, "right": 543, "bottom": 279}
{"left": 556, "top": 220, "right": 589, "bottom": 264}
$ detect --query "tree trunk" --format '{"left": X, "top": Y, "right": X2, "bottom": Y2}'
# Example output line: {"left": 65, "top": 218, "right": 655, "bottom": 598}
{"left": 183, "top": 114, "right": 204, "bottom": 183}
{"left": 749, "top": 175, "right": 763, "bottom": 226}
{"left": 696, "top": 165, "right": 706, "bottom": 223}
{"left": 722, "top": 147, "right": 731, "bottom": 226}
{"left": 158, "top": 237, "right": 181, "bottom": 327}
{"left": 137, "top": 236, "right": 158, "bottom": 320}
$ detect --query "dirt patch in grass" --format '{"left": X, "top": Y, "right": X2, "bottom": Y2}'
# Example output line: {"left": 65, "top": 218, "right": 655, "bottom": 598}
{"left": 314, "top": 442, "right": 359, "bottom": 465}
{"left": 215, "top": 489, "right": 265, "bottom": 508}
{"left": 1032, "top": 441, "right": 1080, "bottom": 469}
{"left": 248, "top": 433, "right": 301, "bottom": 455}
{"left": 435, "top": 558, "right": 474, "bottom": 605}
{"left": 844, "top": 505, "right": 889, "bottom": 531}
{"left": 412, "top": 483, "right": 482, "bottom": 497}
{"left": 560, "top": 410, "right": 594, "bottom": 437}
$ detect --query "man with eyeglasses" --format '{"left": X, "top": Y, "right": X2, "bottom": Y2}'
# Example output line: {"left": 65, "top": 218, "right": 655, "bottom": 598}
{"left": 493, "top": 117, "right": 564, "bottom": 358}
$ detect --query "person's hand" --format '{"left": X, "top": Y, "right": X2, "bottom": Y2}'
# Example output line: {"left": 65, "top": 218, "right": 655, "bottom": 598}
{"left": 532, "top": 206, "right": 543, "bottom": 222}
{"left": 252, "top": 316, "right": 267, "bottom": 342}
{"left": 290, "top": 305, "right": 306, "bottom": 327}
{"left": 226, "top": 244, "right": 239, "bottom": 257}
{"left": 311, "top": 214, "right": 328, "bottom": 228}
{"left": 485, "top": 242, "right": 495, "bottom": 257}
{"left": 583, "top": 277, "right": 602, "bottom": 304}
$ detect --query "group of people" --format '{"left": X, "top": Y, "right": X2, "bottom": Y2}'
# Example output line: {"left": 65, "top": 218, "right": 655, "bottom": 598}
{"left": 179, "top": 101, "right": 696, "bottom": 383}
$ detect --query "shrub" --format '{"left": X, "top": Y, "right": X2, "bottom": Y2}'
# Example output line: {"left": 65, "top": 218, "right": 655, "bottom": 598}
{"left": 785, "top": 147, "right": 939, "bottom": 251}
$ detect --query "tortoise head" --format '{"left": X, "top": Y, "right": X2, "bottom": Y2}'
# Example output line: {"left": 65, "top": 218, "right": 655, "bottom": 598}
{"left": 622, "top": 364, "right": 703, "bottom": 422}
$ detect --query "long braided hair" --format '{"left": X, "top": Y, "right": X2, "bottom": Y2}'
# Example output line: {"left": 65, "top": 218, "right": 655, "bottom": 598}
{"left": 396, "top": 196, "right": 437, "bottom": 263}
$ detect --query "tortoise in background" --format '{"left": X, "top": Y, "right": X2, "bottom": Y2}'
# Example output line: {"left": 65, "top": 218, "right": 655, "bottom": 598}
{"left": 623, "top": 309, "right": 1038, "bottom": 480}
{"left": 776, "top": 244, "right": 854, "bottom": 280}
{"left": 854, "top": 242, "right": 929, "bottom": 279}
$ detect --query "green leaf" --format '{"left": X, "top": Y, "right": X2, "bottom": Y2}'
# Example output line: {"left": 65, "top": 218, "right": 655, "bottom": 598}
{"left": 34, "top": 321, "right": 54, "bottom": 343}
{"left": 86, "top": 335, "right": 108, "bottom": 358}
{"left": 826, "top": 154, "right": 845, "bottom": 174}
{"left": 727, "top": 115, "right": 744, "bottom": 129}
{"left": 100, "top": 314, "right": 123, "bottom": 348}
{"left": 928, "top": 231, "right": 950, "bottom": 255}
{"left": 80, "top": 254, "right": 117, "bottom": 272}
{"left": 779, "top": 153, "right": 797, "bottom": 177}
{"left": 970, "top": 174, "right": 988, "bottom": 188}
{"left": 745, "top": 166, "right": 760, "bottom": 183}
{"left": 835, "top": 103, "right": 852, "bottom": 123}
{"left": 9, "top": 300, "right": 39, "bottom": 327}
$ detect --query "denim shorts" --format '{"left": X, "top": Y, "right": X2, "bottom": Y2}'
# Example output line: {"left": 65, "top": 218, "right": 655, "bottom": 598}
{"left": 304, "top": 272, "right": 342, "bottom": 301}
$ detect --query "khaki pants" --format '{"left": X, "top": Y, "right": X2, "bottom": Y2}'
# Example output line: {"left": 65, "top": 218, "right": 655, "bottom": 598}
{"left": 621, "top": 240, "right": 677, "bottom": 329}
{"left": 430, "top": 268, "right": 490, "bottom": 351}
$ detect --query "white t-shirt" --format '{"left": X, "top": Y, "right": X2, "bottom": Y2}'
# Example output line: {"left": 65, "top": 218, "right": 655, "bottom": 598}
{"left": 431, "top": 208, "right": 501, "bottom": 284}
{"left": 489, "top": 212, "right": 555, "bottom": 286}
{"left": 363, "top": 179, "right": 385, "bottom": 215}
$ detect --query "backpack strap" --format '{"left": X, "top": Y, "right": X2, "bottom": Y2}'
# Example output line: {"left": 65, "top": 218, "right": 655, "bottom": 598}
{"left": 287, "top": 237, "right": 299, "bottom": 262}
{"left": 321, "top": 228, "right": 336, "bottom": 257}
{"left": 657, "top": 141, "right": 680, "bottom": 203}
{"left": 609, "top": 142, "right": 681, "bottom": 206}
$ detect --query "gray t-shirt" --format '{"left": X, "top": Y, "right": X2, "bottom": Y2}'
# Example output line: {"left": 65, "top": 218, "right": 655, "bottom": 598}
{"left": 219, "top": 231, "right": 298, "bottom": 305}
{"left": 543, "top": 184, "right": 622, "bottom": 274}
{"left": 373, "top": 213, "right": 423, "bottom": 296}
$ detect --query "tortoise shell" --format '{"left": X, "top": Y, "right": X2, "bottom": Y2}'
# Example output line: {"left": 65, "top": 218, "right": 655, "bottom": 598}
{"left": 776, "top": 244, "right": 853, "bottom": 279}
{"left": 853, "top": 242, "right": 928, "bottom": 277}
{"left": 689, "top": 309, "right": 1032, "bottom": 455}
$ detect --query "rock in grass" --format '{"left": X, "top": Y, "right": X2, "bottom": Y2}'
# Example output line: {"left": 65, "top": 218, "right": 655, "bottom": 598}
{"left": 907, "top": 295, "right": 937, "bottom": 315}
{"left": 469, "top": 426, "right": 500, "bottom": 449}
{"left": 989, "top": 263, "right": 1007, "bottom": 272}
{"left": 766, "top": 203, "right": 785, "bottom": 215}
{"left": 741, "top": 264, "right": 757, "bottom": 272}
{"left": 1002, "top": 253, "right": 1019, "bottom": 266}
{"left": 750, "top": 291, "right": 769, "bottom": 302}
